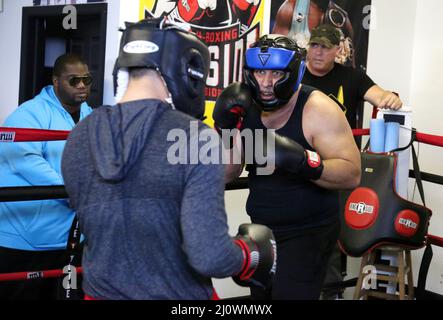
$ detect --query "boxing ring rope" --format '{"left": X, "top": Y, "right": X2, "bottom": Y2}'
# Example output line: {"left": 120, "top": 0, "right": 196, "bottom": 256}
{"left": 351, "top": 128, "right": 443, "bottom": 148}
{"left": 0, "top": 180, "right": 250, "bottom": 202}
{"left": 428, "top": 234, "right": 443, "bottom": 248}
{"left": 351, "top": 128, "right": 443, "bottom": 252}
{"left": 351, "top": 128, "right": 443, "bottom": 186}
{"left": 1, "top": 126, "right": 443, "bottom": 295}
{"left": 3, "top": 127, "right": 443, "bottom": 147}
{"left": 0, "top": 127, "right": 70, "bottom": 142}
{"left": 0, "top": 267, "right": 83, "bottom": 282}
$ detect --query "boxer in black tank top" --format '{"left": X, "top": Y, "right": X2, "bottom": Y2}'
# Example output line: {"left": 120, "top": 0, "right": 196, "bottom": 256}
{"left": 243, "top": 85, "right": 339, "bottom": 234}
{"left": 213, "top": 34, "right": 361, "bottom": 299}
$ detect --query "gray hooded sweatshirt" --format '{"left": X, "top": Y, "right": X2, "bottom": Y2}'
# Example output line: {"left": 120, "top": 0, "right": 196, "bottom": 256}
{"left": 61, "top": 99, "right": 243, "bottom": 300}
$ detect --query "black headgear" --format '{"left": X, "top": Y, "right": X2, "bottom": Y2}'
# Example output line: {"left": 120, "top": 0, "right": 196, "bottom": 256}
{"left": 243, "top": 34, "right": 306, "bottom": 112}
{"left": 113, "top": 18, "right": 209, "bottom": 119}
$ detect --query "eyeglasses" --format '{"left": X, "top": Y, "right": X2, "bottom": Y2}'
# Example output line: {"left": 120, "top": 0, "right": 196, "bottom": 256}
{"left": 68, "top": 75, "right": 93, "bottom": 87}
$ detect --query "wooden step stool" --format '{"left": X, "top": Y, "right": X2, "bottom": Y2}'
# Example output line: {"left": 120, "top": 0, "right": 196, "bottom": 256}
{"left": 353, "top": 247, "right": 414, "bottom": 300}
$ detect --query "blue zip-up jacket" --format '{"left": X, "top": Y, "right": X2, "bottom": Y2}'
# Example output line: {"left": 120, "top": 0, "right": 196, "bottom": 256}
{"left": 0, "top": 85, "right": 93, "bottom": 250}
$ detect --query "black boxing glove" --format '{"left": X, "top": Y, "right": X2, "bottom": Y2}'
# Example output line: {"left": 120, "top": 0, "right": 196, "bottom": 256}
{"left": 264, "top": 131, "right": 324, "bottom": 180}
{"left": 213, "top": 82, "right": 254, "bottom": 133}
{"left": 233, "top": 224, "right": 277, "bottom": 289}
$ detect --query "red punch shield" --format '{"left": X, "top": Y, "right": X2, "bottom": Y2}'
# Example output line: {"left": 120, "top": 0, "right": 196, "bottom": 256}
{"left": 345, "top": 187, "right": 379, "bottom": 230}
{"left": 338, "top": 152, "right": 432, "bottom": 257}
{"left": 395, "top": 210, "right": 420, "bottom": 238}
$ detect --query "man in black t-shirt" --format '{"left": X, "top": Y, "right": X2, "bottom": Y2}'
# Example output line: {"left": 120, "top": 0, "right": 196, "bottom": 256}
{"left": 303, "top": 24, "right": 402, "bottom": 130}
{"left": 272, "top": 0, "right": 357, "bottom": 67}
{"left": 302, "top": 24, "right": 403, "bottom": 300}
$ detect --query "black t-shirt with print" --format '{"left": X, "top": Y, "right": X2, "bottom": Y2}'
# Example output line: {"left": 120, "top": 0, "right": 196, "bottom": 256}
{"left": 302, "top": 63, "right": 375, "bottom": 129}
{"left": 70, "top": 109, "right": 81, "bottom": 124}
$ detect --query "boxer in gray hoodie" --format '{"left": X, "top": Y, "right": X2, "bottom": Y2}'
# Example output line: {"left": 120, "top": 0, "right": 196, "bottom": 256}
{"left": 61, "top": 18, "right": 276, "bottom": 300}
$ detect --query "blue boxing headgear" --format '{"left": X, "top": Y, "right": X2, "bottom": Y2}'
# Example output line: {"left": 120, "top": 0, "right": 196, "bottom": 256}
{"left": 244, "top": 34, "right": 306, "bottom": 112}
{"left": 113, "top": 18, "right": 209, "bottom": 119}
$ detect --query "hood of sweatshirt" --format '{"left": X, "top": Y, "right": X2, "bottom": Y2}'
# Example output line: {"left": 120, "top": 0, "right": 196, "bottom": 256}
{"left": 40, "top": 85, "right": 91, "bottom": 118}
{"left": 87, "top": 99, "right": 169, "bottom": 181}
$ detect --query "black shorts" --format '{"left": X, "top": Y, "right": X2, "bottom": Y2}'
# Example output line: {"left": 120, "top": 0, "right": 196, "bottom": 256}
{"left": 251, "top": 220, "right": 340, "bottom": 300}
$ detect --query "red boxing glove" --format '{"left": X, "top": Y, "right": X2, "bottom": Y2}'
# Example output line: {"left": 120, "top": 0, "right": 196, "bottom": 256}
{"left": 232, "top": 0, "right": 259, "bottom": 11}
{"left": 178, "top": 0, "right": 217, "bottom": 22}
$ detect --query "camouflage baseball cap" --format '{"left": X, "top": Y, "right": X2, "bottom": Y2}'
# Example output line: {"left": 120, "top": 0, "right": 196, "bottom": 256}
{"left": 309, "top": 24, "right": 341, "bottom": 48}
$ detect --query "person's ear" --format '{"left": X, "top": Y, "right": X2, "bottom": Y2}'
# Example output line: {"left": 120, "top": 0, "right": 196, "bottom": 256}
{"left": 52, "top": 76, "right": 59, "bottom": 88}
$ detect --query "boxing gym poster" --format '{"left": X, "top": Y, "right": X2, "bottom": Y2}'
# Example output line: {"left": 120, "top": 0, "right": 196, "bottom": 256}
{"left": 139, "top": 0, "right": 266, "bottom": 127}
{"left": 270, "top": 0, "right": 372, "bottom": 70}
{"left": 271, "top": 0, "right": 372, "bottom": 129}
{"left": 33, "top": 0, "right": 105, "bottom": 5}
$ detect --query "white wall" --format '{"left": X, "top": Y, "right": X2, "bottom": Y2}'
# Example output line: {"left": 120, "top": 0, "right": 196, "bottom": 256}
{"left": 0, "top": 0, "right": 33, "bottom": 124}
{"left": 354, "top": 0, "right": 443, "bottom": 297}
{"left": 407, "top": 0, "right": 443, "bottom": 296}
{"left": 348, "top": 0, "right": 418, "bottom": 298}
{"left": 101, "top": 0, "right": 140, "bottom": 106}
{"left": 100, "top": 0, "right": 121, "bottom": 106}
{"left": 214, "top": 188, "right": 252, "bottom": 298}
{"left": 363, "top": 0, "right": 418, "bottom": 127}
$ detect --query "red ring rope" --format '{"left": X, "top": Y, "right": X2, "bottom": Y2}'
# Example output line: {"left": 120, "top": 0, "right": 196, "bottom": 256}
{"left": 0, "top": 127, "right": 69, "bottom": 142}
{"left": 0, "top": 267, "right": 82, "bottom": 282}
{"left": 0, "top": 126, "right": 442, "bottom": 284}
{"left": 2, "top": 126, "right": 443, "bottom": 147}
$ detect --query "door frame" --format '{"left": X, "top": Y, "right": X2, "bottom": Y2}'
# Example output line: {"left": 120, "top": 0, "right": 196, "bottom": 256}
{"left": 19, "top": 3, "right": 107, "bottom": 106}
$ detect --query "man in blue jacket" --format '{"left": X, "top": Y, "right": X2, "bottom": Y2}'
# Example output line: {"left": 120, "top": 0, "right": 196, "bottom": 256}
{"left": 0, "top": 53, "right": 93, "bottom": 299}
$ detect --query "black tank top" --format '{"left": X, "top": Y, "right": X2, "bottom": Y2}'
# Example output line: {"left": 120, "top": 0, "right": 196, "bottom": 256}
{"left": 242, "top": 85, "right": 339, "bottom": 235}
